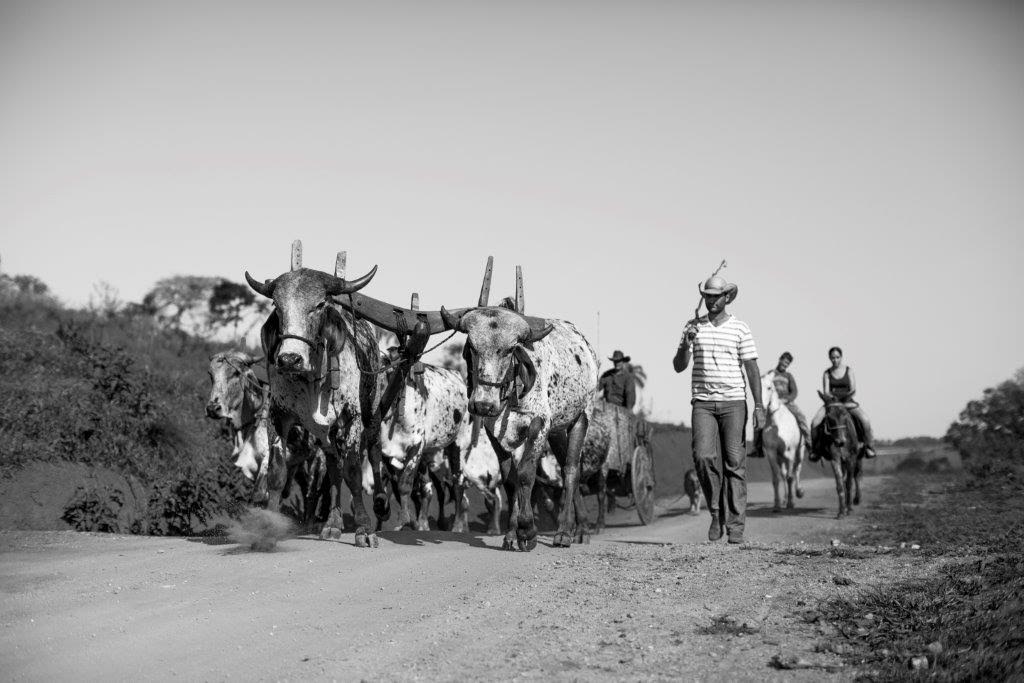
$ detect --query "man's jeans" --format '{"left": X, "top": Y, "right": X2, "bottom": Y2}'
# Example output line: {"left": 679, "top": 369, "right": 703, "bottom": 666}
{"left": 691, "top": 400, "right": 748, "bottom": 538}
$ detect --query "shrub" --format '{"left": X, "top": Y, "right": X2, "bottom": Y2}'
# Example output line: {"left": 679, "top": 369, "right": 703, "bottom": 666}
{"left": 1, "top": 284, "right": 249, "bottom": 534}
{"left": 945, "top": 368, "right": 1024, "bottom": 480}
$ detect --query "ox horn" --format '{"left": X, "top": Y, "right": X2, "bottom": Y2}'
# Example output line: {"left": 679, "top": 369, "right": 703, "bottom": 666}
{"left": 514, "top": 265, "right": 524, "bottom": 314}
{"left": 291, "top": 240, "right": 303, "bottom": 271}
{"left": 322, "top": 264, "right": 378, "bottom": 296}
{"left": 478, "top": 256, "right": 493, "bottom": 307}
{"left": 522, "top": 315, "right": 554, "bottom": 343}
{"left": 245, "top": 271, "right": 275, "bottom": 298}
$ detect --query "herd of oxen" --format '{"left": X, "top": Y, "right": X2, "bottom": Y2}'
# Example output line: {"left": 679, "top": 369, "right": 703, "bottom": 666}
{"left": 205, "top": 242, "right": 631, "bottom": 551}
{"left": 205, "top": 241, "right": 865, "bottom": 550}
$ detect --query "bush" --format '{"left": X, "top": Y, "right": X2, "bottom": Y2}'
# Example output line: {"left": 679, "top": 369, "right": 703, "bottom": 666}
{"left": 1, "top": 284, "right": 249, "bottom": 534}
{"left": 945, "top": 369, "right": 1024, "bottom": 480}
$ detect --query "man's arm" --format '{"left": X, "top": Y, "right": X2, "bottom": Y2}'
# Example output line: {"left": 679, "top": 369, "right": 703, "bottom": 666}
{"left": 673, "top": 323, "right": 697, "bottom": 373}
{"left": 743, "top": 359, "right": 765, "bottom": 429}
{"left": 787, "top": 372, "right": 798, "bottom": 402}
{"left": 846, "top": 367, "right": 857, "bottom": 399}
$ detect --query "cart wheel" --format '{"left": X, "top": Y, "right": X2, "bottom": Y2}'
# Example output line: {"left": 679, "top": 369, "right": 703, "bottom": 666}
{"left": 632, "top": 445, "right": 656, "bottom": 525}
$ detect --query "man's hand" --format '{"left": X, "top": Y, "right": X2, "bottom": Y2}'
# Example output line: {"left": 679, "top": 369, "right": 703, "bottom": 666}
{"left": 681, "top": 322, "right": 699, "bottom": 345}
{"left": 753, "top": 405, "right": 767, "bottom": 431}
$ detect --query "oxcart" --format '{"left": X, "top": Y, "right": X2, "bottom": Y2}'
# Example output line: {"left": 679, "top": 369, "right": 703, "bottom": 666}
{"left": 588, "top": 399, "right": 657, "bottom": 525}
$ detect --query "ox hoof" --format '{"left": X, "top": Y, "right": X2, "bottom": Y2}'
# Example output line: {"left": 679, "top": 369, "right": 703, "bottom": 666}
{"left": 853, "top": 494, "right": 861, "bottom": 505}
{"left": 451, "top": 520, "right": 467, "bottom": 534}
{"left": 517, "top": 536, "right": 537, "bottom": 552}
{"left": 319, "top": 525, "right": 344, "bottom": 542}
{"left": 355, "top": 531, "right": 379, "bottom": 548}
{"left": 786, "top": 501, "right": 795, "bottom": 510}
{"left": 835, "top": 511, "right": 846, "bottom": 519}
{"left": 552, "top": 531, "right": 573, "bottom": 548}
{"left": 574, "top": 529, "right": 590, "bottom": 545}
{"left": 796, "top": 488, "right": 805, "bottom": 499}
{"left": 772, "top": 506, "right": 782, "bottom": 513}
{"left": 416, "top": 521, "right": 430, "bottom": 532}
{"left": 501, "top": 535, "right": 517, "bottom": 551}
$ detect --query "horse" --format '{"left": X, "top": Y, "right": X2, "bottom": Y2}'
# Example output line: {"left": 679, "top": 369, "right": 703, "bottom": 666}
{"left": 812, "top": 391, "right": 863, "bottom": 518}
{"left": 760, "top": 375, "right": 804, "bottom": 511}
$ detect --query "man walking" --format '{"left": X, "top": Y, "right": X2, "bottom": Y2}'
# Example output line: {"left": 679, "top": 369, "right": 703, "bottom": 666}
{"left": 673, "top": 275, "right": 764, "bottom": 544}
{"left": 599, "top": 349, "right": 637, "bottom": 410}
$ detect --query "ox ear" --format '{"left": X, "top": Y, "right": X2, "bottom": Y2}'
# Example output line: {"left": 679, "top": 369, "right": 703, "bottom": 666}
{"left": 260, "top": 310, "right": 281, "bottom": 363}
{"left": 521, "top": 315, "right": 554, "bottom": 344}
{"left": 245, "top": 272, "right": 275, "bottom": 298}
{"left": 512, "top": 345, "right": 537, "bottom": 400}
{"left": 440, "top": 306, "right": 468, "bottom": 332}
{"left": 320, "top": 306, "right": 349, "bottom": 356}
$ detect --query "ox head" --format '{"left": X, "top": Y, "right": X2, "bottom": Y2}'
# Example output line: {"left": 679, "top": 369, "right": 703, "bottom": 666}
{"left": 206, "top": 350, "right": 260, "bottom": 420}
{"left": 436, "top": 258, "right": 554, "bottom": 418}
{"left": 245, "top": 242, "right": 377, "bottom": 374}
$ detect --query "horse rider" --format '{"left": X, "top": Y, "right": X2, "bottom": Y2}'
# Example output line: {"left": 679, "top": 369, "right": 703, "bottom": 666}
{"left": 810, "top": 346, "right": 877, "bottom": 460}
{"left": 599, "top": 349, "right": 636, "bottom": 410}
{"left": 674, "top": 275, "right": 764, "bottom": 545}
{"left": 762, "top": 351, "right": 811, "bottom": 444}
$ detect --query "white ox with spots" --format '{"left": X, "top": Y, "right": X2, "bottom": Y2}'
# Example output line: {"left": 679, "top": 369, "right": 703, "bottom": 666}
{"left": 435, "top": 259, "right": 599, "bottom": 551}
{"left": 379, "top": 359, "right": 466, "bottom": 531}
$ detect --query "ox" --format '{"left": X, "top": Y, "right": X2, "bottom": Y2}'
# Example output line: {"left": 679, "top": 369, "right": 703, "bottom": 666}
{"left": 378, "top": 340, "right": 466, "bottom": 531}
{"left": 205, "top": 350, "right": 345, "bottom": 525}
{"left": 440, "top": 262, "right": 598, "bottom": 550}
{"left": 452, "top": 435, "right": 505, "bottom": 535}
{"left": 330, "top": 258, "right": 598, "bottom": 549}
{"left": 245, "top": 243, "right": 385, "bottom": 546}
{"left": 760, "top": 375, "right": 805, "bottom": 511}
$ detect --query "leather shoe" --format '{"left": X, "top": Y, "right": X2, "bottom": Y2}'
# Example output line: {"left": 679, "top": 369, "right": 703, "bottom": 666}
{"left": 708, "top": 519, "right": 724, "bottom": 542}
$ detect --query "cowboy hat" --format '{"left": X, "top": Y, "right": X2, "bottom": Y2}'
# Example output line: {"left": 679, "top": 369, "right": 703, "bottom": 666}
{"left": 697, "top": 275, "right": 738, "bottom": 303}
{"left": 608, "top": 350, "right": 631, "bottom": 363}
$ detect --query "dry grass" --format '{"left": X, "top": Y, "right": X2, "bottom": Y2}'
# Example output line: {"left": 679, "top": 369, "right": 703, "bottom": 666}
{"left": 811, "top": 473, "right": 1024, "bottom": 680}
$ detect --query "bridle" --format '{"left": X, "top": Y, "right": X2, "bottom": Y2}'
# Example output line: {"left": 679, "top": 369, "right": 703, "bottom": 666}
{"left": 464, "top": 345, "right": 533, "bottom": 415}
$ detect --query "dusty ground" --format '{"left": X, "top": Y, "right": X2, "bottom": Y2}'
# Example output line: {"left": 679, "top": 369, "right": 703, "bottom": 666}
{"left": 0, "top": 474, "right": 910, "bottom": 681}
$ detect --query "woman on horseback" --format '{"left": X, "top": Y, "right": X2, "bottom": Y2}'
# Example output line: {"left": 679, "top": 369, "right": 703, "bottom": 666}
{"left": 810, "top": 346, "right": 876, "bottom": 460}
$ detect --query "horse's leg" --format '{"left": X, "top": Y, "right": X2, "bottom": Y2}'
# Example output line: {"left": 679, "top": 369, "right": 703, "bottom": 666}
{"left": 769, "top": 445, "right": 782, "bottom": 512}
{"left": 794, "top": 438, "right": 805, "bottom": 499}
{"left": 784, "top": 453, "right": 795, "bottom": 510}
{"left": 831, "top": 456, "right": 846, "bottom": 518}
{"left": 853, "top": 451, "right": 863, "bottom": 505}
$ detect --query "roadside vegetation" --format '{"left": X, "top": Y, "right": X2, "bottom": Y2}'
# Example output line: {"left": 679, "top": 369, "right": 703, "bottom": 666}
{"left": 800, "top": 369, "right": 1024, "bottom": 679}
{"left": 0, "top": 276, "right": 247, "bottom": 534}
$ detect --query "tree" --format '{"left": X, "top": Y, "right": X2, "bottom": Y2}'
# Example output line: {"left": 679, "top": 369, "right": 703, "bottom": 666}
{"left": 945, "top": 368, "right": 1024, "bottom": 477}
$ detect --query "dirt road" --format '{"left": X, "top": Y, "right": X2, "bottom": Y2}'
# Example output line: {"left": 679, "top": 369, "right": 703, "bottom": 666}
{"left": 1, "top": 475, "right": 893, "bottom": 681}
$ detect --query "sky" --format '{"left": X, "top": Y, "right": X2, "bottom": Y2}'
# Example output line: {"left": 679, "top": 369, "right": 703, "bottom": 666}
{"left": 2, "top": 1, "right": 1022, "bottom": 438}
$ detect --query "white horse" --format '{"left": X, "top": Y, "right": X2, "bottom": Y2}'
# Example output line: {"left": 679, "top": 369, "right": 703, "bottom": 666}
{"left": 760, "top": 375, "right": 804, "bottom": 511}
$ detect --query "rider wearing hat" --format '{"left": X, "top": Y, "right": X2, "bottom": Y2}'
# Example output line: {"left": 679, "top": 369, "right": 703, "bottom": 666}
{"left": 673, "top": 275, "right": 764, "bottom": 545}
{"left": 599, "top": 350, "right": 636, "bottom": 410}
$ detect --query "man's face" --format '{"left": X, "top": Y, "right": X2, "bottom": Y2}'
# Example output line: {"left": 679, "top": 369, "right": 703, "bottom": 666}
{"left": 613, "top": 360, "right": 624, "bottom": 371}
{"left": 777, "top": 357, "right": 791, "bottom": 372}
{"left": 703, "top": 292, "right": 727, "bottom": 313}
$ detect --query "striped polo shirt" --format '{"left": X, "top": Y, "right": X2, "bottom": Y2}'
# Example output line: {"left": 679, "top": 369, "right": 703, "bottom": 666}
{"left": 683, "top": 315, "right": 758, "bottom": 402}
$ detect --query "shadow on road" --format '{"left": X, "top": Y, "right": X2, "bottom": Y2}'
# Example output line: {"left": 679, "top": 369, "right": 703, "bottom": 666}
{"left": 745, "top": 504, "right": 832, "bottom": 519}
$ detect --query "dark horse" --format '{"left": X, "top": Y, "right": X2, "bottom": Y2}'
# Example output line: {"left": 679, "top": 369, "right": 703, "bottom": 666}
{"left": 812, "top": 391, "right": 864, "bottom": 518}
